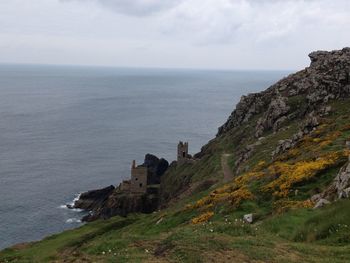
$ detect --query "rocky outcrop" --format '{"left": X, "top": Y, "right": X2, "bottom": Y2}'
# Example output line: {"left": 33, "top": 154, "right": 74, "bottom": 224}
{"left": 312, "top": 159, "right": 350, "bottom": 207}
{"left": 217, "top": 48, "right": 350, "bottom": 138}
{"left": 143, "top": 154, "right": 169, "bottom": 185}
{"left": 71, "top": 185, "right": 115, "bottom": 211}
{"left": 272, "top": 112, "right": 320, "bottom": 157}
{"left": 334, "top": 161, "right": 350, "bottom": 199}
{"left": 234, "top": 140, "right": 262, "bottom": 173}
{"left": 82, "top": 191, "right": 159, "bottom": 222}
{"left": 255, "top": 95, "right": 290, "bottom": 138}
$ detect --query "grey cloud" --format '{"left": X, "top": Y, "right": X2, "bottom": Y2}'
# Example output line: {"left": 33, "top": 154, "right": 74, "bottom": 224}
{"left": 61, "top": 0, "right": 183, "bottom": 16}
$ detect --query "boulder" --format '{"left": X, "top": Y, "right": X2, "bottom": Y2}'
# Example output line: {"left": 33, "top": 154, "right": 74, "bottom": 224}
{"left": 243, "top": 214, "right": 253, "bottom": 224}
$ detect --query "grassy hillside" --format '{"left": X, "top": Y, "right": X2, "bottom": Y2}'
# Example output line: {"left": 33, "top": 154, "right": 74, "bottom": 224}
{"left": 2, "top": 200, "right": 350, "bottom": 262}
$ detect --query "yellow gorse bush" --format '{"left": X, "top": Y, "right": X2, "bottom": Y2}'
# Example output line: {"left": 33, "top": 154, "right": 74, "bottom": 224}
{"left": 263, "top": 151, "right": 344, "bottom": 197}
{"left": 273, "top": 200, "right": 314, "bottom": 213}
{"left": 188, "top": 184, "right": 254, "bottom": 211}
{"left": 191, "top": 211, "right": 214, "bottom": 224}
{"left": 185, "top": 123, "right": 350, "bottom": 215}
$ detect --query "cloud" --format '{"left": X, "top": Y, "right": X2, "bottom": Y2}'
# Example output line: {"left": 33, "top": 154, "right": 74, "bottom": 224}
{"left": 61, "top": 0, "right": 183, "bottom": 16}
{"left": 158, "top": 0, "right": 350, "bottom": 45}
{"left": 1, "top": 0, "right": 350, "bottom": 69}
{"left": 59, "top": 0, "right": 350, "bottom": 47}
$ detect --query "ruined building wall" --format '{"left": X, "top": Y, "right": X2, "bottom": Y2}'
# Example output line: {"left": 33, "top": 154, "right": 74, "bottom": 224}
{"left": 130, "top": 160, "right": 148, "bottom": 193}
{"left": 120, "top": 180, "right": 131, "bottom": 192}
{"left": 177, "top": 141, "right": 189, "bottom": 164}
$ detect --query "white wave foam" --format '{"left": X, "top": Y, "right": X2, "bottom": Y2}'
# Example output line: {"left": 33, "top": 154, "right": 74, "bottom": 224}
{"left": 58, "top": 193, "right": 82, "bottom": 211}
{"left": 71, "top": 208, "right": 84, "bottom": 212}
{"left": 69, "top": 193, "right": 81, "bottom": 206}
{"left": 66, "top": 218, "right": 81, "bottom": 224}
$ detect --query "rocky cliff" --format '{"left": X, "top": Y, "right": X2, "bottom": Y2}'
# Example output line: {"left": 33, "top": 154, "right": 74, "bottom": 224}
{"left": 218, "top": 48, "right": 350, "bottom": 138}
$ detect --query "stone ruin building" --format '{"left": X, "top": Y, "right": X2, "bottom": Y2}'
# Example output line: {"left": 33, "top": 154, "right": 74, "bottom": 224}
{"left": 120, "top": 160, "right": 148, "bottom": 194}
{"left": 177, "top": 141, "right": 192, "bottom": 164}
{"left": 177, "top": 141, "right": 189, "bottom": 163}
{"left": 130, "top": 160, "right": 148, "bottom": 193}
{"left": 119, "top": 142, "right": 192, "bottom": 194}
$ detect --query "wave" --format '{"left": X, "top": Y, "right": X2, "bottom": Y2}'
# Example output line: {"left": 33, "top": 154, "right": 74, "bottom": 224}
{"left": 58, "top": 193, "right": 83, "bottom": 212}
{"left": 66, "top": 218, "right": 81, "bottom": 224}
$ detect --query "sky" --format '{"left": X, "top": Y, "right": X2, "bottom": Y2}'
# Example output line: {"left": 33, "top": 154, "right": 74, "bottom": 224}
{"left": 0, "top": 0, "right": 350, "bottom": 70}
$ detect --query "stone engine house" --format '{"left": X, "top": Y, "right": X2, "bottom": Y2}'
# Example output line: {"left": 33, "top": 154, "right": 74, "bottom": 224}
{"left": 119, "top": 142, "right": 191, "bottom": 194}
{"left": 130, "top": 160, "right": 148, "bottom": 193}
{"left": 177, "top": 141, "right": 189, "bottom": 164}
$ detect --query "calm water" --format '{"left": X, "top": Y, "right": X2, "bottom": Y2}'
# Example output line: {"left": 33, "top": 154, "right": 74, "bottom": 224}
{"left": 0, "top": 64, "right": 290, "bottom": 249}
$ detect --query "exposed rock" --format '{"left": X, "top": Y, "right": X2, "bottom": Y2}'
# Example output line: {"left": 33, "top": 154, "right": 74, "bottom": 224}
{"left": 301, "top": 112, "right": 319, "bottom": 134}
{"left": 345, "top": 141, "right": 350, "bottom": 149}
{"left": 83, "top": 190, "right": 159, "bottom": 222}
{"left": 217, "top": 48, "right": 350, "bottom": 138}
{"left": 334, "top": 162, "right": 350, "bottom": 199}
{"left": 255, "top": 95, "right": 290, "bottom": 137}
{"left": 272, "top": 139, "right": 294, "bottom": 158}
{"left": 271, "top": 112, "right": 320, "bottom": 158}
{"left": 273, "top": 116, "right": 288, "bottom": 133}
{"left": 218, "top": 93, "right": 268, "bottom": 135}
{"left": 312, "top": 160, "right": 350, "bottom": 206}
{"left": 243, "top": 214, "right": 253, "bottom": 224}
{"left": 143, "top": 154, "right": 169, "bottom": 185}
{"left": 72, "top": 185, "right": 115, "bottom": 211}
{"left": 313, "top": 198, "right": 330, "bottom": 209}
{"left": 234, "top": 144, "right": 255, "bottom": 173}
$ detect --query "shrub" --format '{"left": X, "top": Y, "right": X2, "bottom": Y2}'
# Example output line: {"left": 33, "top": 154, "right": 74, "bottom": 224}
{"left": 191, "top": 212, "right": 214, "bottom": 224}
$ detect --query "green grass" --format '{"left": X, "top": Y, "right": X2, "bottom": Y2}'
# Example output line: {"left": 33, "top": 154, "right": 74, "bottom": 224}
{"left": 3, "top": 198, "right": 350, "bottom": 262}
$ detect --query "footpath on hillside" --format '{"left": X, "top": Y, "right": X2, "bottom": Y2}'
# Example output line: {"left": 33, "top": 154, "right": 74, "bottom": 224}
{"left": 221, "top": 153, "right": 234, "bottom": 182}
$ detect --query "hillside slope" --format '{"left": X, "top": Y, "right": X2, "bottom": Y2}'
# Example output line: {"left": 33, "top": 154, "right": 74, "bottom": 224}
{"left": 2, "top": 48, "right": 350, "bottom": 263}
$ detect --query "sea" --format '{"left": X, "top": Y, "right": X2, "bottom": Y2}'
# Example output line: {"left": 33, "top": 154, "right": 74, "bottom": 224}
{"left": 0, "top": 64, "right": 290, "bottom": 249}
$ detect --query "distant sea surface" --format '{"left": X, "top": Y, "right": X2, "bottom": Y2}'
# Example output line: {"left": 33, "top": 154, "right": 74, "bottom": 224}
{"left": 0, "top": 64, "right": 290, "bottom": 249}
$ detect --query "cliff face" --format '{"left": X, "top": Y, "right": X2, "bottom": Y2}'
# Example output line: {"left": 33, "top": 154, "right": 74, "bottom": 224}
{"left": 217, "top": 48, "right": 350, "bottom": 138}
{"left": 72, "top": 185, "right": 115, "bottom": 212}
{"left": 81, "top": 191, "right": 159, "bottom": 222}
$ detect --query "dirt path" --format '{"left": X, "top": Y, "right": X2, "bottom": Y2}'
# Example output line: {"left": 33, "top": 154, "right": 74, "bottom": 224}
{"left": 221, "top": 153, "right": 234, "bottom": 182}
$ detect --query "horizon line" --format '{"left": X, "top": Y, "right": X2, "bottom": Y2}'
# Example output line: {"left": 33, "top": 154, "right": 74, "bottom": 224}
{"left": 0, "top": 61, "right": 296, "bottom": 73}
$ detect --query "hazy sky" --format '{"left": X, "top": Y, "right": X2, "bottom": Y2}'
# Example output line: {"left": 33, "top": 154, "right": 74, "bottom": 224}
{"left": 1, "top": 0, "right": 349, "bottom": 70}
